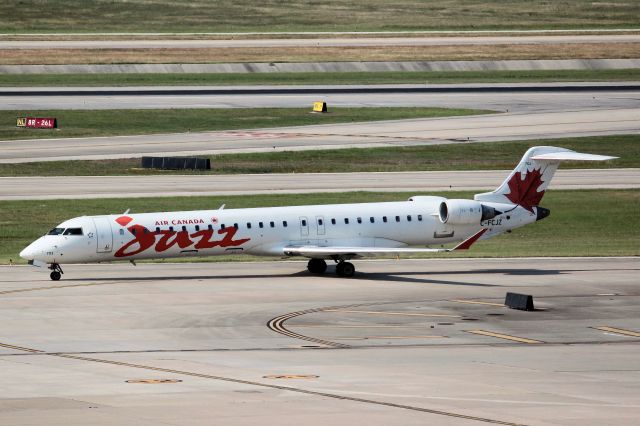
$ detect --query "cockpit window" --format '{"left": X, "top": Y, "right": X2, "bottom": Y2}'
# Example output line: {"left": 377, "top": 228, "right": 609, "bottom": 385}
{"left": 47, "top": 227, "right": 65, "bottom": 235}
{"left": 63, "top": 228, "right": 83, "bottom": 236}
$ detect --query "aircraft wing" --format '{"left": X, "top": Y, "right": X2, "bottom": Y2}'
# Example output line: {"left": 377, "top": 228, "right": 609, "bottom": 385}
{"left": 283, "top": 229, "right": 487, "bottom": 258}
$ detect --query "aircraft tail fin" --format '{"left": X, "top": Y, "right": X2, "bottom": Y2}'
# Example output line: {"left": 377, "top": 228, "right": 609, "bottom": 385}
{"left": 474, "top": 146, "right": 616, "bottom": 212}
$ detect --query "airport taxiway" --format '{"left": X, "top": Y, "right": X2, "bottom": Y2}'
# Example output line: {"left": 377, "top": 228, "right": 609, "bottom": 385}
{"left": 2, "top": 107, "right": 638, "bottom": 163}
{"left": 2, "top": 34, "right": 638, "bottom": 49}
{"left": 1, "top": 168, "right": 637, "bottom": 200}
{"left": 0, "top": 257, "right": 638, "bottom": 425}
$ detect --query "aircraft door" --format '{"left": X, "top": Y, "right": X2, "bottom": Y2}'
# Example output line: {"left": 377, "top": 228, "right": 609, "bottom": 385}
{"left": 299, "top": 216, "right": 309, "bottom": 237}
{"left": 316, "top": 216, "right": 325, "bottom": 235}
{"left": 92, "top": 217, "right": 113, "bottom": 253}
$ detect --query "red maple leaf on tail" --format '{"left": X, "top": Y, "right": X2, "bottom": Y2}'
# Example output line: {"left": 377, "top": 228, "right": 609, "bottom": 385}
{"left": 505, "top": 168, "right": 545, "bottom": 212}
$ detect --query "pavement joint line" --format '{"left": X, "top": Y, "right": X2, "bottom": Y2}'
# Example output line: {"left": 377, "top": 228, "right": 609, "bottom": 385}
{"left": 592, "top": 326, "right": 640, "bottom": 338}
{"left": 466, "top": 330, "right": 544, "bottom": 344}
{"left": 0, "top": 340, "right": 523, "bottom": 425}
{"left": 288, "top": 324, "right": 452, "bottom": 328}
{"left": 335, "top": 335, "right": 447, "bottom": 340}
{"left": 450, "top": 299, "right": 505, "bottom": 307}
{"left": 322, "top": 309, "right": 461, "bottom": 317}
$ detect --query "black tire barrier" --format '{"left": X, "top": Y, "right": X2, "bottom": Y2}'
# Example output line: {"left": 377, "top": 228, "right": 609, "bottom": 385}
{"left": 505, "top": 292, "right": 535, "bottom": 311}
{"left": 141, "top": 156, "right": 211, "bottom": 170}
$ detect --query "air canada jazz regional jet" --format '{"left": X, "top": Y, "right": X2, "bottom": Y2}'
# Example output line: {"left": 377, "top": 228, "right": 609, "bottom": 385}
{"left": 20, "top": 147, "right": 615, "bottom": 280}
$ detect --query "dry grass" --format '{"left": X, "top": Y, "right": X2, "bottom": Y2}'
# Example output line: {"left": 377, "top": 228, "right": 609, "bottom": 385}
{"left": 1, "top": 0, "right": 639, "bottom": 33}
{"left": 2, "top": 43, "right": 638, "bottom": 65}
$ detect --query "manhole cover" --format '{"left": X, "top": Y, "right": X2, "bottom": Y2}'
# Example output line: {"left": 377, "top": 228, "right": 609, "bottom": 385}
{"left": 263, "top": 374, "right": 319, "bottom": 379}
{"left": 125, "top": 379, "right": 182, "bottom": 384}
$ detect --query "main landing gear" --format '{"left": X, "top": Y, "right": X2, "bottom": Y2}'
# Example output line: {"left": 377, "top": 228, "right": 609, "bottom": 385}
{"left": 49, "top": 263, "right": 63, "bottom": 281}
{"left": 306, "top": 258, "right": 355, "bottom": 278}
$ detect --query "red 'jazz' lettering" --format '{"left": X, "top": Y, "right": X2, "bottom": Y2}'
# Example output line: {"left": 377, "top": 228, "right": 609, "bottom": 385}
{"left": 155, "top": 230, "right": 193, "bottom": 252}
{"left": 219, "top": 227, "right": 250, "bottom": 247}
{"left": 114, "top": 223, "right": 250, "bottom": 258}
{"left": 115, "top": 225, "right": 156, "bottom": 257}
{"left": 191, "top": 229, "right": 219, "bottom": 249}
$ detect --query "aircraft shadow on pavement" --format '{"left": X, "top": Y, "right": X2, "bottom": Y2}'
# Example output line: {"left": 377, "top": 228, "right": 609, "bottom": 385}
{"left": 61, "top": 267, "right": 602, "bottom": 286}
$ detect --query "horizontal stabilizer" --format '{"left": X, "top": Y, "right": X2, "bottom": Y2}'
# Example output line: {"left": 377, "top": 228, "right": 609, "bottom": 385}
{"left": 531, "top": 152, "right": 618, "bottom": 162}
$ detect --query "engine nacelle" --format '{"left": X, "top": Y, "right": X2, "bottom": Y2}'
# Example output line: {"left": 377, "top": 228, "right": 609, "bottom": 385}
{"left": 439, "top": 199, "right": 501, "bottom": 225}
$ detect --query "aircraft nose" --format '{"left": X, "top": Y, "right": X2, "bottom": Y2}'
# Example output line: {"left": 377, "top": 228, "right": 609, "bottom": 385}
{"left": 20, "top": 241, "right": 40, "bottom": 260}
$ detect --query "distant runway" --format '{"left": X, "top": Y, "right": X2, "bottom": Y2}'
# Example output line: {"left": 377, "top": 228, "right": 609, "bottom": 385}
{"left": 3, "top": 83, "right": 639, "bottom": 112}
{"left": 1, "top": 169, "right": 636, "bottom": 200}
{"left": 2, "top": 34, "right": 638, "bottom": 49}
{"left": 1, "top": 258, "right": 638, "bottom": 425}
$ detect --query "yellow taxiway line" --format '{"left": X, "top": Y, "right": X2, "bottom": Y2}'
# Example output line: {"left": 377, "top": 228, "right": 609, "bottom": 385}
{"left": 593, "top": 326, "right": 640, "bottom": 338}
{"left": 466, "top": 329, "right": 544, "bottom": 344}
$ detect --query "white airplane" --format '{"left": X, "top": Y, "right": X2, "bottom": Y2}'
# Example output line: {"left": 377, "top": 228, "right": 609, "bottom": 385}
{"left": 20, "top": 146, "right": 615, "bottom": 281}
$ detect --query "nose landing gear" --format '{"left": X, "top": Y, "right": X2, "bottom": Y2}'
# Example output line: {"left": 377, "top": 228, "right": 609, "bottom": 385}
{"left": 49, "top": 263, "right": 63, "bottom": 281}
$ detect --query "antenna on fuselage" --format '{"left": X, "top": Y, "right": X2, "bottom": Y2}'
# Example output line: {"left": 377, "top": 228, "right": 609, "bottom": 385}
{"left": 219, "top": 204, "right": 225, "bottom": 210}
{"left": 123, "top": 209, "right": 130, "bottom": 214}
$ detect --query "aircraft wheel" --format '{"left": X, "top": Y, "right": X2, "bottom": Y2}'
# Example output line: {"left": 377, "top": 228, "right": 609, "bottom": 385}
{"left": 50, "top": 271, "right": 61, "bottom": 281}
{"left": 307, "top": 258, "right": 327, "bottom": 274}
{"left": 336, "top": 261, "right": 355, "bottom": 278}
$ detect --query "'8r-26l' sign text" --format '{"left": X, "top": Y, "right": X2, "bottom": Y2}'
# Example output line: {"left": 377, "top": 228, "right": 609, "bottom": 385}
{"left": 16, "top": 117, "right": 57, "bottom": 129}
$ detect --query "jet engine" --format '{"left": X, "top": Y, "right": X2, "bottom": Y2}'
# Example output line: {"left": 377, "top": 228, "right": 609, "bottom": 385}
{"left": 439, "top": 199, "right": 501, "bottom": 225}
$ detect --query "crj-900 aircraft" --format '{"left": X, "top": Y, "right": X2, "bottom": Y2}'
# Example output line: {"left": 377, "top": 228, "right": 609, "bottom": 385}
{"left": 20, "top": 146, "right": 615, "bottom": 280}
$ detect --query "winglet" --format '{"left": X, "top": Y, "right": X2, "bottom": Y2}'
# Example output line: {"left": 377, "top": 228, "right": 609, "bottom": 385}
{"left": 451, "top": 228, "right": 488, "bottom": 251}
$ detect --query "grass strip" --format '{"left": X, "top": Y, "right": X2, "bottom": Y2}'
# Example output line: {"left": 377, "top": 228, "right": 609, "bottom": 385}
{"left": 2, "top": 69, "right": 640, "bottom": 87}
{"left": 1, "top": 0, "right": 639, "bottom": 33}
{"left": 1, "top": 189, "right": 637, "bottom": 264}
{"left": 4, "top": 43, "right": 640, "bottom": 65}
{"left": 0, "top": 107, "right": 489, "bottom": 141}
{"left": 1, "top": 135, "right": 636, "bottom": 177}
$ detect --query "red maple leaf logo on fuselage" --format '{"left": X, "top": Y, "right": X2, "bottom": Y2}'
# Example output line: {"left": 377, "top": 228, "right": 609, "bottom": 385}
{"left": 505, "top": 168, "right": 545, "bottom": 212}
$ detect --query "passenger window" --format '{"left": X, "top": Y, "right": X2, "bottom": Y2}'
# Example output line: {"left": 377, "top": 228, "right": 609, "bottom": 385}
{"left": 395, "top": 216, "right": 400, "bottom": 222}
{"left": 318, "top": 219, "right": 323, "bottom": 225}
{"left": 208, "top": 224, "right": 213, "bottom": 231}
{"left": 181, "top": 226, "right": 187, "bottom": 232}
{"left": 156, "top": 227, "right": 160, "bottom": 232}
{"left": 63, "top": 228, "right": 83, "bottom": 236}
{"left": 169, "top": 226, "right": 174, "bottom": 232}
{"left": 47, "top": 227, "right": 65, "bottom": 235}
{"left": 344, "top": 218, "right": 349, "bottom": 224}
{"left": 383, "top": 216, "right": 388, "bottom": 223}
{"left": 259, "top": 222, "right": 264, "bottom": 228}
{"left": 234, "top": 223, "right": 238, "bottom": 229}
{"left": 418, "top": 215, "right": 423, "bottom": 221}
{"left": 143, "top": 228, "right": 149, "bottom": 234}
{"left": 247, "top": 222, "right": 252, "bottom": 229}
{"left": 370, "top": 217, "right": 374, "bottom": 223}
{"left": 131, "top": 228, "right": 137, "bottom": 235}
{"left": 283, "top": 221, "right": 288, "bottom": 227}
{"left": 220, "top": 224, "right": 225, "bottom": 230}
{"left": 195, "top": 225, "right": 200, "bottom": 231}
{"left": 270, "top": 221, "right": 275, "bottom": 228}
{"left": 331, "top": 218, "right": 336, "bottom": 225}
{"left": 120, "top": 229, "right": 125, "bottom": 235}
{"left": 301, "top": 219, "right": 307, "bottom": 226}
{"left": 357, "top": 217, "right": 362, "bottom": 224}
{"left": 407, "top": 215, "right": 412, "bottom": 222}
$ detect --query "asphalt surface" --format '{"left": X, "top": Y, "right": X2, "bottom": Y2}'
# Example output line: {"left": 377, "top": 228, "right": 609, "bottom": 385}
{"left": 1, "top": 169, "right": 636, "bottom": 200}
{"left": 1, "top": 257, "right": 638, "bottom": 425}
{"left": 2, "top": 34, "right": 638, "bottom": 49}
{"left": 3, "top": 83, "right": 639, "bottom": 113}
